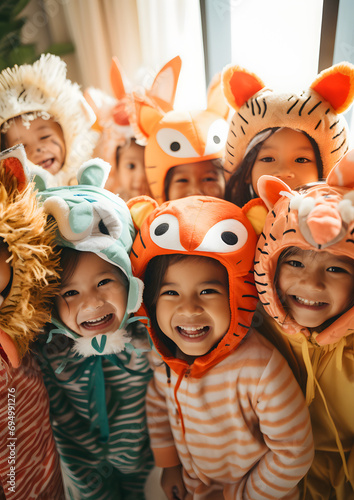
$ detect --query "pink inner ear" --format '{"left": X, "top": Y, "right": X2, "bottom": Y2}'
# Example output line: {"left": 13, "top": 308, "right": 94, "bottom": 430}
{"left": 229, "top": 71, "right": 264, "bottom": 108}
{"left": 257, "top": 175, "right": 292, "bottom": 209}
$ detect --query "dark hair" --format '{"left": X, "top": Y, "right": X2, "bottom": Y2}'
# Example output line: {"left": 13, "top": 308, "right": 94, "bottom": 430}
{"left": 163, "top": 158, "right": 225, "bottom": 201}
{"left": 225, "top": 128, "right": 324, "bottom": 207}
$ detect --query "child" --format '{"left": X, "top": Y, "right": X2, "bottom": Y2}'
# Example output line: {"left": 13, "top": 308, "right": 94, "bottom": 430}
{"left": 0, "top": 53, "right": 97, "bottom": 187}
{"left": 131, "top": 72, "right": 230, "bottom": 204}
{"left": 254, "top": 151, "right": 354, "bottom": 499}
{"left": 130, "top": 194, "right": 314, "bottom": 499}
{"left": 84, "top": 56, "right": 182, "bottom": 200}
{"left": 33, "top": 159, "right": 153, "bottom": 500}
{"left": 0, "top": 145, "right": 63, "bottom": 499}
{"left": 222, "top": 62, "right": 354, "bottom": 207}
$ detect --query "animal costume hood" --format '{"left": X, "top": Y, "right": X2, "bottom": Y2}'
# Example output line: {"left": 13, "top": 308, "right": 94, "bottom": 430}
{"left": 0, "top": 145, "right": 59, "bottom": 368}
{"left": 0, "top": 53, "right": 97, "bottom": 186}
{"left": 130, "top": 73, "right": 230, "bottom": 204}
{"left": 33, "top": 158, "right": 144, "bottom": 357}
{"left": 130, "top": 195, "right": 261, "bottom": 378}
{"left": 222, "top": 62, "right": 354, "bottom": 177}
{"left": 254, "top": 152, "right": 354, "bottom": 483}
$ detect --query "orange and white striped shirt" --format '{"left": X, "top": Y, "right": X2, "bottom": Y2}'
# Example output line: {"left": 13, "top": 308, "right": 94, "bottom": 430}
{"left": 146, "top": 329, "right": 314, "bottom": 500}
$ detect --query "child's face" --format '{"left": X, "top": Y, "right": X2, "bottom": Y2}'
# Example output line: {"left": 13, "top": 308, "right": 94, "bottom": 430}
{"left": 167, "top": 161, "right": 225, "bottom": 201}
{"left": 250, "top": 128, "right": 319, "bottom": 194}
{"left": 156, "top": 257, "right": 230, "bottom": 358}
{"left": 56, "top": 252, "right": 128, "bottom": 337}
{"left": 277, "top": 249, "right": 354, "bottom": 328}
{"left": 5, "top": 116, "right": 66, "bottom": 175}
{"left": 107, "top": 141, "right": 150, "bottom": 200}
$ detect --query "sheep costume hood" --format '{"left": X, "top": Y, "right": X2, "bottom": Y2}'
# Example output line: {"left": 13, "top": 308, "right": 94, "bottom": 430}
{"left": 222, "top": 62, "right": 354, "bottom": 177}
{"left": 33, "top": 159, "right": 144, "bottom": 357}
{"left": 0, "top": 145, "right": 59, "bottom": 369}
{"left": 0, "top": 53, "right": 97, "bottom": 187}
{"left": 130, "top": 195, "right": 262, "bottom": 378}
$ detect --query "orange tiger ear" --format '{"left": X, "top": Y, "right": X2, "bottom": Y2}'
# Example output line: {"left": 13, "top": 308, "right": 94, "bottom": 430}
{"left": 242, "top": 197, "right": 268, "bottom": 235}
{"left": 222, "top": 65, "right": 265, "bottom": 110}
{"left": 0, "top": 144, "right": 29, "bottom": 192}
{"left": 257, "top": 175, "right": 293, "bottom": 210}
{"left": 327, "top": 149, "right": 354, "bottom": 188}
{"left": 110, "top": 56, "right": 127, "bottom": 101}
{"left": 310, "top": 61, "right": 354, "bottom": 114}
{"left": 127, "top": 195, "right": 158, "bottom": 231}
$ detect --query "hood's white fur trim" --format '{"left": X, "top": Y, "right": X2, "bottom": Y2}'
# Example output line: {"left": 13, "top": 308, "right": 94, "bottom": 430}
{"left": 72, "top": 329, "right": 132, "bottom": 357}
{"left": 0, "top": 54, "right": 98, "bottom": 183}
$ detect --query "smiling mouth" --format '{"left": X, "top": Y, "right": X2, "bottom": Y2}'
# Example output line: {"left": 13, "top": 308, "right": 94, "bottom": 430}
{"left": 177, "top": 326, "right": 210, "bottom": 338}
{"left": 292, "top": 296, "right": 327, "bottom": 307}
{"left": 39, "top": 158, "right": 55, "bottom": 170}
{"left": 81, "top": 314, "right": 113, "bottom": 329}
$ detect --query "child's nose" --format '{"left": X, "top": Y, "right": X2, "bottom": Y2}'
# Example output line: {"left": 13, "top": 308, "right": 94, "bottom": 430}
{"left": 301, "top": 272, "right": 325, "bottom": 290}
{"left": 178, "top": 296, "right": 203, "bottom": 315}
{"left": 81, "top": 293, "right": 104, "bottom": 310}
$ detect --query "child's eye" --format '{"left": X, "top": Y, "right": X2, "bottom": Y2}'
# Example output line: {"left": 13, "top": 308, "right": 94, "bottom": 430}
{"left": 126, "top": 163, "right": 136, "bottom": 170}
{"left": 161, "top": 290, "right": 178, "bottom": 296}
{"left": 203, "top": 176, "right": 217, "bottom": 183}
{"left": 200, "top": 288, "right": 218, "bottom": 295}
{"left": 295, "top": 157, "right": 310, "bottom": 164}
{"left": 62, "top": 289, "right": 78, "bottom": 298}
{"left": 40, "top": 135, "right": 50, "bottom": 140}
{"left": 327, "top": 266, "right": 348, "bottom": 274}
{"left": 98, "top": 278, "right": 112, "bottom": 287}
{"left": 175, "top": 178, "right": 188, "bottom": 183}
{"left": 259, "top": 156, "right": 274, "bottom": 162}
{"left": 286, "top": 260, "right": 303, "bottom": 268}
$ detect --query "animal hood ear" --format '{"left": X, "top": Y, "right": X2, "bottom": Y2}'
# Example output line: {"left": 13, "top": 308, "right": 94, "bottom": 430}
{"left": 132, "top": 99, "right": 164, "bottom": 143}
{"left": 147, "top": 55, "right": 182, "bottom": 113}
{"left": 77, "top": 159, "right": 111, "bottom": 188}
{"left": 0, "top": 145, "right": 29, "bottom": 192}
{"left": 127, "top": 195, "right": 158, "bottom": 231}
{"left": 310, "top": 61, "right": 354, "bottom": 114}
{"left": 110, "top": 56, "right": 127, "bottom": 101}
{"left": 327, "top": 149, "right": 354, "bottom": 188}
{"left": 257, "top": 175, "right": 293, "bottom": 210}
{"left": 242, "top": 197, "right": 268, "bottom": 235}
{"left": 207, "top": 72, "right": 230, "bottom": 119}
{"left": 222, "top": 65, "right": 265, "bottom": 110}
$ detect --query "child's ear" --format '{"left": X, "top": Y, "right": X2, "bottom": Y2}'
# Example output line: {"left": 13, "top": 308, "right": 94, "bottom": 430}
{"left": 257, "top": 175, "right": 293, "bottom": 210}
{"left": 310, "top": 61, "right": 354, "bottom": 114}
{"left": 0, "top": 144, "right": 29, "bottom": 192}
{"left": 242, "top": 197, "right": 268, "bottom": 236}
{"left": 0, "top": 329, "right": 21, "bottom": 368}
{"left": 222, "top": 65, "right": 265, "bottom": 110}
{"left": 127, "top": 195, "right": 158, "bottom": 231}
{"left": 327, "top": 149, "right": 354, "bottom": 188}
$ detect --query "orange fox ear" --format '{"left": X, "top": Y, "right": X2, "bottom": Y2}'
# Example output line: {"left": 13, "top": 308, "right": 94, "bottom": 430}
{"left": 110, "top": 56, "right": 127, "bottom": 101}
{"left": 207, "top": 72, "right": 230, "bottom": 119}
{"left": 0, "top": 329, "right": 21, "bottom": 368}
{"left": 127, "top": 195, "right": 158, "bottom": 231}
{"left": 222, "top": 65, "right": 265, "bottom": 110}
{"left": 147, "top": 55, "right": 182, "bottom": 112}
{"left": 327, "top": 149, "right": 354, "bottom": 188}
{"left": 257, "top": 175, "right": 293, "bottom": 210}
{"left": 310, "top": 62, "right": 354, "bottom": 114}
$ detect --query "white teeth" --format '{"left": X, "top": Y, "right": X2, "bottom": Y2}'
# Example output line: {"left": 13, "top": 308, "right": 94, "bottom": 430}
{"left": 85, "top": 315, "right": 107, "bottom": 324}
{"left": 179, "top": 326, "right": 204, "bottom": 332}
{"left": 178, "top": 326, "right": 207, "bottom": 338}
{"left": 295, "top": 296, "right": 324, "bottom": 306}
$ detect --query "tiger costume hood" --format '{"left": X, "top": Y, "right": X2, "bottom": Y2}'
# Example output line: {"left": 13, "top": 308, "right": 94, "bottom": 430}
{"left": 0, "top": 145, "right": 59, "bottom": 368}
{"left": 130, "top": 195, "right": 263, "bottom": 377}
{"left": 222, "top": 62, "right": 354, "bottom": 177}
{"left": 254, "top": 149, "right": 354, "bottom": 346}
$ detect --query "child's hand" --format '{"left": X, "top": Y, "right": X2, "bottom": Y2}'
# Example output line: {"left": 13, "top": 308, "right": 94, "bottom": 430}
{"left": 161, "top": 464, "right": 186, "bottom": 500}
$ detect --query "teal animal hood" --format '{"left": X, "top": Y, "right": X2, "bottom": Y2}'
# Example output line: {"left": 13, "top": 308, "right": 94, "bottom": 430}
{"left": 33, "top": 159, "right": 145, "bottom": 354}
